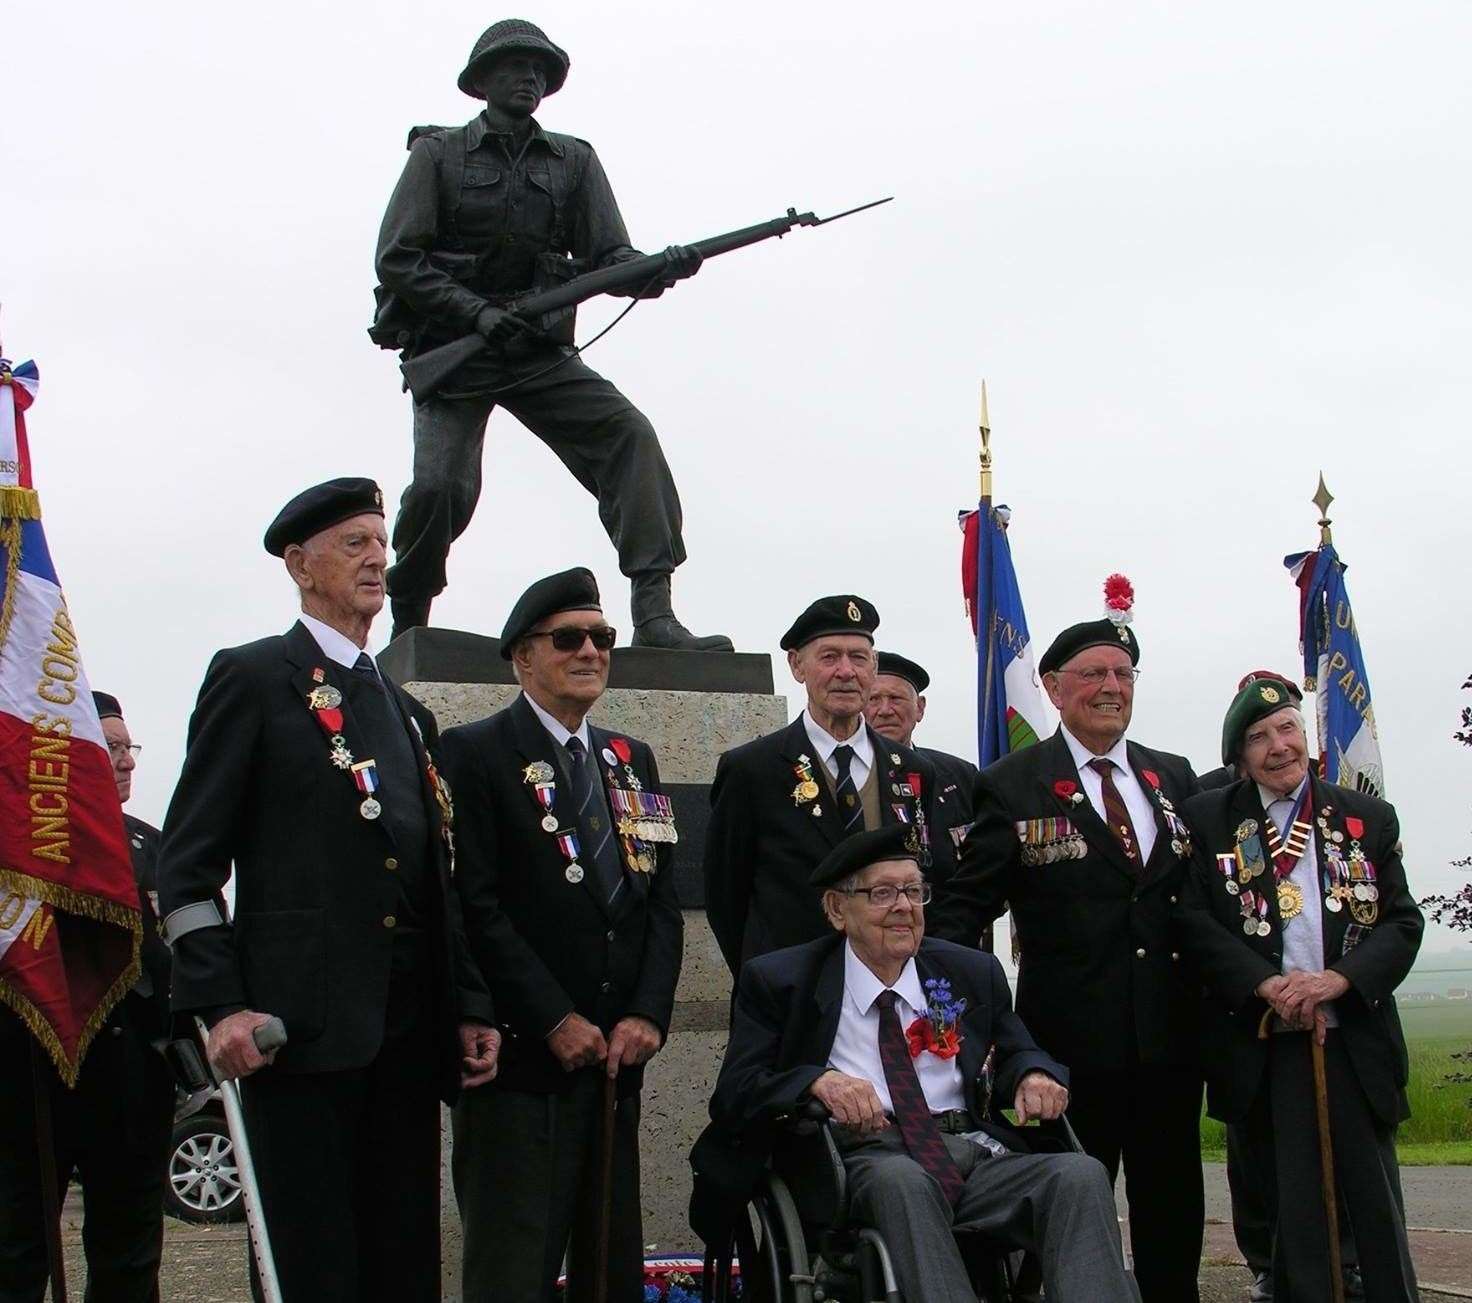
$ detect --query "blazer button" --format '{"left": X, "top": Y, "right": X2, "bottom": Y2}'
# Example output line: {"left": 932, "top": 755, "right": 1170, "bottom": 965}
{"left": 384, "top": 915, "right": 397, "bottom": 929}
{"left": 1135, "top": 948, "right": 1147, "bottom": 959}
{"left": 385, "top": 857, "right": 399, "bottom": 871}
{"left": 600, "top": 981, "right": 613, "bottom": 994}
{"left": 1171, "top": 951, "right": 1180, "bottom": 962}
{"left": 1170, "top": 895, "right": 1178, "bottom": 904}
{"left": 606, "top": 929, "right": 615, "bottom": 942}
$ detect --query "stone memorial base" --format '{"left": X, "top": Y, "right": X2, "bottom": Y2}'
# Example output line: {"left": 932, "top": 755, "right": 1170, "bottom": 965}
{"left": 378, "top": 628, "right": 788, "bottom": 1298}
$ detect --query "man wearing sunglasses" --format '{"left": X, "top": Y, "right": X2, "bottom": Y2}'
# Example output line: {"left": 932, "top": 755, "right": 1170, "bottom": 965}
{"left": 931, "top": 600, "right": 1205, "bottom": 1303}
{"left": 437, "top": 566, "right": 683, "bottom": 1301}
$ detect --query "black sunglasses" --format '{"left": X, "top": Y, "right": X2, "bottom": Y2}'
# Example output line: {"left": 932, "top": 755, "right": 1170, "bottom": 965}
{"left": 526, "top": 624, "right": 618, "bottom": 652}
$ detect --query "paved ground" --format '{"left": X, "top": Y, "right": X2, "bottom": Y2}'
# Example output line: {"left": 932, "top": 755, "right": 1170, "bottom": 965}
{"left": 45, "top": 1165, "right": 1472, "bottom": 1299}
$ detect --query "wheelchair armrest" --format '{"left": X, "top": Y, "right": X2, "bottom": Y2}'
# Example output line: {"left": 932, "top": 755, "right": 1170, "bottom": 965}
{"left": 771, "top": 1100, "right": 850, "bottom": 1229}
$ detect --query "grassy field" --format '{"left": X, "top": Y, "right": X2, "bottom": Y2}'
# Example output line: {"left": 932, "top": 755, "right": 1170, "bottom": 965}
{"left": 1200, "top": 1001, "right": 1472, "bottom": 1164}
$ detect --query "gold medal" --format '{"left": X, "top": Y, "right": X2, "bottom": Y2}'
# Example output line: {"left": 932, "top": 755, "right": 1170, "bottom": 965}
{"left": 799, "top": 779, "right": 819, "bottom": 801}
{"left": 1277, "top": 880, "right": 1304, "bottom": 922}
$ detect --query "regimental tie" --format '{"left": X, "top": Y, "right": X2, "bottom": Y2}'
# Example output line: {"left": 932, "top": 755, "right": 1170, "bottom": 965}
{"left": 1088, "top": 758, "right": 1140, "bottom": 866}
{"left": 833, "top": 744, "right": 864, "bottom": 832}
{"left": 565, "top": 737, "right": 624, "bottom": 905}
{"left": 874, "top": 991, "right": 964, "bottom": 1205}
{"left": 352, "top": 652, "right": 383, "bottom": 694}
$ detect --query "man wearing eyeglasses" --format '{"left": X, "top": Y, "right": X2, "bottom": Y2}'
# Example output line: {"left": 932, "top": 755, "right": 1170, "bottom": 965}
{"left": 931, "top": 607, "right": 1205, "bottom": 1303}
{"left": 437, "top": 566, "right": 683, "bottom": 1302}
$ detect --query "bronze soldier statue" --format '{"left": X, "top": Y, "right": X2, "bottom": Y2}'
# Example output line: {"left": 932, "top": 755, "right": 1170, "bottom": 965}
{"left": 373, "top": 19, "right": 732, "bottom": 650}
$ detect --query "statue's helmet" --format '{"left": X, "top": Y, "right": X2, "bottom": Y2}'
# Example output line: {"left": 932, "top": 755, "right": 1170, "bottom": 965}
{"left": 458, "top": 19, "right": 570, "bottom": 98}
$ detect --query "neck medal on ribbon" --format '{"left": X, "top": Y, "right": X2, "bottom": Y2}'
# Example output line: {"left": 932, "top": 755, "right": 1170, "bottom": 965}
{"left": 1263, "top": 788, "right": 1312, "bottom": 923}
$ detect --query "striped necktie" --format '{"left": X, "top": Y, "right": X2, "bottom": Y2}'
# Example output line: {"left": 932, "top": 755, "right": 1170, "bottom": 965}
{"left": 1088, "top": 758, "right": 1140, "bottom": 867}
{"left": 874, "top": 990, "right": 964, "bottom": 1204}
{"left": 834, "top": 744, "right": 864, "bottom": 832}
{"left": 564, "top": 737, "right": 623, "bottom": 904}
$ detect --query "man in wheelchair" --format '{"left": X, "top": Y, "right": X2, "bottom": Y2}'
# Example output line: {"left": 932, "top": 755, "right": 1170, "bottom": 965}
{"left": 692, "top": 825, "right": 1138, "bottom": 1302}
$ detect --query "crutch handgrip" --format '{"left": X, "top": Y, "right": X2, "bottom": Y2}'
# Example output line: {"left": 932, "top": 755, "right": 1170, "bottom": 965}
{"left": 253, "top": 1016, "right": 288, "bottom": 1054}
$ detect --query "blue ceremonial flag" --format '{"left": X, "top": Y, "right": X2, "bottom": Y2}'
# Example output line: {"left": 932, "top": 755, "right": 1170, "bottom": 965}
{"left": 1285, "top": 542, "right": 1386, "bottom": 797}
{"left": 960, "top": 501, "right": 1049, "bottom": 768}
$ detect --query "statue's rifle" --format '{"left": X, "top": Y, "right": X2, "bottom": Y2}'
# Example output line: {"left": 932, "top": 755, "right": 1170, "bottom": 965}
{"left": 399, "top": 197, "right": 893, "bottom": 402}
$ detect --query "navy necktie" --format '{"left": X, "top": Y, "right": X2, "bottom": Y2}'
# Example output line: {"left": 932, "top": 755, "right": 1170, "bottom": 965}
{"left": 565, "top": 737, "right": 623, "bottom": 904}
{"left": 834, "top": 744, "right": 864, "bottom": 832}
{"left": 352, "top": 651, "right": 382, "bottom": 694}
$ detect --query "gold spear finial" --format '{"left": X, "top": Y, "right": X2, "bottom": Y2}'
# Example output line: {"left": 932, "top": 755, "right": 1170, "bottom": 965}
{"left": 1312, "top": 471, "right": 1334, "bottom": 546}
{"left": 979, "top": 380, "right": 992, "bottom": 500}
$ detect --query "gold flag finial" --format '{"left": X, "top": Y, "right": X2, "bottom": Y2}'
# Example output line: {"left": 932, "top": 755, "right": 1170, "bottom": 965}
{"left": 1312, "top": 472, "right": 1335, "bottom": 546}
{"left": 979, "top": 380, "right": 992, "bottom": 499}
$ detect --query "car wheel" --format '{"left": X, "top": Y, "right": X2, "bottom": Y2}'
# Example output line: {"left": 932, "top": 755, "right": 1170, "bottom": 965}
{"left": 165, "top": 1112, "right": 244, "bottom": 1224}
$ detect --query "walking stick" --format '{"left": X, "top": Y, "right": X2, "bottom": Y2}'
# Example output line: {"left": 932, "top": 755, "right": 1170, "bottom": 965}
{"left": 1257, "top": 1010, "right": 1345, "bottom": 1303}
{"left": 30, "top": 1042, "right": 67, "bottom": 1303}
{"left": 594, "top": 1073, "right": 618, "bottom": 1303}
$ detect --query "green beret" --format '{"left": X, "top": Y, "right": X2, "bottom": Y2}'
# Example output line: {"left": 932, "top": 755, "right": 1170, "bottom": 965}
{"left": 781, "top": 595, "right": 879, "bottom": 652}
{"left": 809, "top": 825, "right": 922, "bottom": 890}
{"left": 1038, "top": 618, "right": 1140, "bottom": 675}
{"left": 875, "top": 651, "right": 929, "bottom": 694}
{"left": 1221, "top": 678, "right": 1302, "bottom": 765}
{"left": 264, "top": 478, "right": 384, "bottom": 557}
{"left": 501, "top": 567, "right": 602, "bottom": 659}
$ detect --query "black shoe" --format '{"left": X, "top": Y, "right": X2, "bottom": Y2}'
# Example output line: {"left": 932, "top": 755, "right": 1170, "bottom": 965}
{"left": 1343, "top": 1265, "right": 1364, "bottom": 1300}
{"left": 631, "top": 615, "right": 734, "bottom": 652}
{"left": 1249, "top": 1268, "right": 1273, "bottom": 1302}
{"left": 389, "top": 599, "right": 430, "bottom": 644}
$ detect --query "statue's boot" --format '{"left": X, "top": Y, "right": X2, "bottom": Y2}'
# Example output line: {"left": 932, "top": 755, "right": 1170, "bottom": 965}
{"left": 389, "top": 596, "right": 431, "bottom": 645}
{"left": 630, "top": 573, "right": 733, "bottom": 652}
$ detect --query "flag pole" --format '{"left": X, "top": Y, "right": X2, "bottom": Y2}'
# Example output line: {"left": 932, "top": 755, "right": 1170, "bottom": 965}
{"left": 978, "top": 380, "right": 992, "bottom": 500}
{"left": 977, "top": 381, "right": 998, "bottom": 761}
{"left": 30, "top": 1042, "right": 68, "bottom": 1303}
{"left": 1313, "top": 471, "right": 1335, "bottom": 546}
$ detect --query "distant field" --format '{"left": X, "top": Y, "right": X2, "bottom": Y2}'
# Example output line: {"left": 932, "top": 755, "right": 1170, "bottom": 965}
{"left": 1200, "top": 999, "right": 1472, "bottom": 1163}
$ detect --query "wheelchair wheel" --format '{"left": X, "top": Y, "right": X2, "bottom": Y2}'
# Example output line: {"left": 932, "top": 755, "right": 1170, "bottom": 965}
{"left": 734, "top": 1182, "right": 812, "bottom": 1303}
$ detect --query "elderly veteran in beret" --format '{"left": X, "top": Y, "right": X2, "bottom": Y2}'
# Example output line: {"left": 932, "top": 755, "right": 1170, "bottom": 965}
{"left": 704, "top": 596, "right": 949, "bottom": 975}
{"left": 1175, "top": 680, "right": 1423, "bottom": 1302}
{"left": 930, "top": 587, "right": 1205, "bottom": 1303}
{"left": 157, "top": 477, "right": 497, "bottom": 1301}
{"left": 436, "top": 567, "right": 683, "bottom": 1302}
{"left": 694, "top": 825, "right": 1136, "bottom": 1303}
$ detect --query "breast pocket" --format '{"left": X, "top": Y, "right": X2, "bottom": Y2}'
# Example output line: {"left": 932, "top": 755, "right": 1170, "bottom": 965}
{"left": 456, "top": 167, "right": 506, "bottom": 240}
{"left": 236, "top": 908, "right": 325, "bottom": 1043}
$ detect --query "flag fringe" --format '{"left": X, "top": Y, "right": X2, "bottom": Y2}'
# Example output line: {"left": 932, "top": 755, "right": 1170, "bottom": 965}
{"left": 0, "top": 515, "right": 23, "bottom": 655}
{"left": 0, "top": 865, "right": 143, "bottom": 939}
{"left": 0, "top": 487, "right": 40, "bottom": 520}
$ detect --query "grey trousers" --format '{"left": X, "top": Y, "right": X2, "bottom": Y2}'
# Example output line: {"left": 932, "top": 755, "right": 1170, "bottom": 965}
{"left": 452, "top": 1076, "right": 644, "bottom": 1303}
{"left": 836, "top": 1128, "right": 1138, "bottom": 1303}
{"left": 387, "top": 348, "right": 686, "bottom": 604}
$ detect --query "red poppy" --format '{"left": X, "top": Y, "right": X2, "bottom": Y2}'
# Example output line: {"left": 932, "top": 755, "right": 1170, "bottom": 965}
{"left": 1345, "top": 816, "right": 1365, "bottom": 840}
{"left": 905, "top": 1017, "right": 933, "bottom": 1058}
{"left": 610, "top": 737, "right": 632, "bottom": 764}
{"left": 1141, "top": 770, "right": 1160, "bottom": 790}
{"left": 905, "top": 772, "right": 922, "bottom": 797}
{"left": 1054, "top": 779, "right": 1077, "bottom": 800}
{"left": 931, "top": 1027, "right": 963, "bottom": 1059}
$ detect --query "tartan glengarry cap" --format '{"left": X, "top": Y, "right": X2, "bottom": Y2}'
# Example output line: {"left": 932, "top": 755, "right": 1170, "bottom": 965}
{"left": 780, "top": 595, "right": 880, "bottom": 652}
{"left": 1221, "top": 678, "right": 1304, "bottom": 766}
{"left": 1038, "top": 619, "right": 1140, "bottom": 676}
{"left": 500, "top": 566, "right": 602, "bottom": 659}
{"left": 263, "top": 478, "right": 384, "bottom": 557}
{"left": 92, "top": 691, "right": 123, "bottom": 721}
{"left": 809, "top": 824, "right": 922, "bottom": 889}
{"left": 875, "top": 651, "right": 930, "bottom": 694}
{"left": 458, "top": 19, "right": 570, "bottom": 97}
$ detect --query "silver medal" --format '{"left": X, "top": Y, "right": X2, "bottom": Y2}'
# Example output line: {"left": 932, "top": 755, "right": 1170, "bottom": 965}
{"left": 1243, "top": 917, "right": 1258, "bottom": 935}
{"left": 1226, "top": 880, "right": 1240, "bottom": 895}
{"left": 360, "top": 797, "right": 382, "bottom": 821}
{"left": 541, "top": 814, "right": 559, "bottom": 833}
{"left": 1365, "top": 883, "right": 1379, "bottom": 901}
{"left": 1256, "top": 920, "right": 1271, "bottom": 937}
{"left": 601, "top": 747, "right": 618, "bottom": 766}
{"left": 565, "top": 863, "right": 584, "bottom": 884}
{"left": 1354, "top": 882, "right": 1370, "bottom": 901}
{"left": 1325, "top": 896, "right": 1342, "bottom": 912}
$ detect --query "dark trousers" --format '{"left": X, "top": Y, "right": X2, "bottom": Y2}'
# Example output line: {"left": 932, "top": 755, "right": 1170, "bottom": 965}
{"left": 1066, "top": 1063, "right": 1204, "bottom": 1303}
{"left": 387, "top": 349, "right": 686, "bottom": 604}
{"left": 0, "top": 1012, "right": 174, "bottom": 1303}
{"left": 452, "top": 1074, "right": 644, "bottom": 1303}
{"left": 1241, "top": 1032, "right": 1416, "bottom": 1303}
{"left": 1227, "top": 1121, "right": 1273, "bottom": 1274}
{"left": 243, "top": 1008, "right": 440, "bottom": 1302}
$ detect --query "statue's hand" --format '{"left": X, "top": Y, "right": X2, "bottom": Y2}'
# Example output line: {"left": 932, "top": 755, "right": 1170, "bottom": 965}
{"left": 634, "top": 245, "right": 703, "bottom": 299}
{"left": 475, "top": 305, "right": 531, "bottom": 343}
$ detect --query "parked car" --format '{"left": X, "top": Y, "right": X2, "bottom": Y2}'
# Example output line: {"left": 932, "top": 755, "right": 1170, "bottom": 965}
{"left": 165, "top": 1093, "right": 244, "bottom": 1224}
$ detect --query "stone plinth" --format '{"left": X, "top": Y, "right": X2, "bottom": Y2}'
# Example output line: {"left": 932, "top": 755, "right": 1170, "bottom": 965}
{"left": 379, "top": 629, "right": 786, "bottom": 1297}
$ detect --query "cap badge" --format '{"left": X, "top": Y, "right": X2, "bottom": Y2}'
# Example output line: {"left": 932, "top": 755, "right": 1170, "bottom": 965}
{"left": 1261, "top": 685, "right": 1281, "bottom": 704}
{"left": 846, "top": 601, "right": 861, "bottom": 622}
{"left": 374, "top": 488, "right": 383, "bottom": 507}
{"left": 1117, "top": 626, "right": 1130, "bottom": 644}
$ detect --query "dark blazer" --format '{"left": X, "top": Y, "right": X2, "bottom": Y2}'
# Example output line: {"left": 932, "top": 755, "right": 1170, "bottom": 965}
{"left": 158, "top": 621, "right": 492, "bottom": 1099}
{"left": 119, "top": 814, "right": 172, "bottom": 1040}
{"left": 704, "top": 717, "right": 951, "bottom": 973}
{"left": 930, "top": 728, "right": 1202, "bottom": 1072}
{"left": 918, "top": 746, "right": 981, "bottom": 879}
{"left": 1175, "top": 775, "right": 1423, "bottom": 1126}
{"left": 690, "top": 934, "right": 1066, "bottom": 1236}
{"left": 437, "top": 692, "right": 684, "bottom": 1097}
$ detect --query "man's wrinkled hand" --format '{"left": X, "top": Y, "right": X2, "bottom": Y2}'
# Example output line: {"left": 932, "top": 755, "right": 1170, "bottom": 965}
{"left": 474, "top": 305, "right": 530, "bottom": 343}
{"left": 1013, "top": 1071, "right": 1069, "bottom": 1123}
{"left": 1276, "top": 969, "right": 1350, "bottom": 1031}
{"left": 808, "top": 1070, "right": 890, "bottom": 1134}
{"left": 547, "top": 1012, "right": 607, "bottom": 1072}
{"left": 206, "top": 1010, "right": 278, "bottom": 1082}
{"left": 459, "top": 1021, "right": 501, "bottom": 1089}
{"left": 605, "top": 1016, "right": 662, "bottom": 1078}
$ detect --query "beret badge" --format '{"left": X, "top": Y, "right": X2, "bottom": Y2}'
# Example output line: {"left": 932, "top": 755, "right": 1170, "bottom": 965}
{"left": 846, "top": 601, "right": 861, "bottom": 622}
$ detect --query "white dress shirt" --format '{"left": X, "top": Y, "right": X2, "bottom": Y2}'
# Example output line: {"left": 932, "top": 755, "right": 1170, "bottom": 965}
{"left": 522, "top": 690, "right": 593, "bottom": 754}
{"left": 804, "top": 709, "right": 874, "bottom": 791}
{"left": 1061, "top": 726, "right": 1158, "bottom": 863}
{"left": 1260, "top": 778, "right": 1338, "bottom": 1027}
{"left": 826, "top": 943, "right": 967, "bottom": 1115}
{"left": 299, "top": 612, "right": 380, "bottom": 680}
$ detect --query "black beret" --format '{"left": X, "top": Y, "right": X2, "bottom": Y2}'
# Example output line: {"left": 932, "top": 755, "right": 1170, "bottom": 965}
{"left": 500, "top": 567, "right": 602, "bottom": 659}
{"left": 780, "top": 595, "right": 879, "bottom": 652}
{"left": 92, "top": 691, "right": 123, "bottom": 721}
{"left": 1038, "top": 619, "right": 1140, "bottom": 675}
{"left": 1222, "top": 678, "right": 1304, "bottom": 766}
{"left": 264, "top": 478, "right": 384, "bottom": 557}
{"left": 809, "top": 824, "right": 923, "bottom": 889}
{"left": 875, "top": 652, "right": 929, "bottom": 694}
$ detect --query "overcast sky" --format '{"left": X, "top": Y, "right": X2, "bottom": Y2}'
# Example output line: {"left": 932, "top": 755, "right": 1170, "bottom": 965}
{"left": 5, "top": 2, "right": 1470, "bottom": 948}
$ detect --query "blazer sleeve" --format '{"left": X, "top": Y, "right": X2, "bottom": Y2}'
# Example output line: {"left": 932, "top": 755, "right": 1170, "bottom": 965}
{"left": 986, "top": 957, "right": 1069, "bottom": 1104}
{"left": 157, "top": 649, "right": 262, "bottom": 1014}
{"left": 1330, "top": 807, "right": 1423, "bottom": 1006}
{"left": 439, "top": 727, "right": 575, "bottom": 1038}
{"left": 624, "top": 745, "right": 685, "bottom": 1039}
{"left": 1174, "top": 848, "right": 1278, "bottom": 1013}
{"left": 703, "top": 749, "right": 754, "bottom": 974}
{"left": 710, "top": 961, "right": 828, "bottom": 1133}
{"left": 929, "top": 772, "right": 1016, "bottom": 944}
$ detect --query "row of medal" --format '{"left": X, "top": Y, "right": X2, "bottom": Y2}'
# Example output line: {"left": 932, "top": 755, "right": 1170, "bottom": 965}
{"left": 1015, "top": 817, "right": 1089, "bottom": 866}
{"left": 1319, "top": 803, "right": 1380, "bottom": 926}
{"left": 1217, "top": 818, "right": 1289, "bottom": 935}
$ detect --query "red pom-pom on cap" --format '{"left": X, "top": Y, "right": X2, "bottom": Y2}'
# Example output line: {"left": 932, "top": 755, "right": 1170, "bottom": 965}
{"left": 1103, "top": 573, "right": 1135, "bottom": 624}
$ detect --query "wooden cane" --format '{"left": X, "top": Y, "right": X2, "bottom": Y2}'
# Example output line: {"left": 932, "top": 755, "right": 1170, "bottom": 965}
{"left": 594, "top": 1073, "right": 618, "bottom": 1303}
{"left": 30, "top": 1042, "right": 68, "bottom": 1303}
